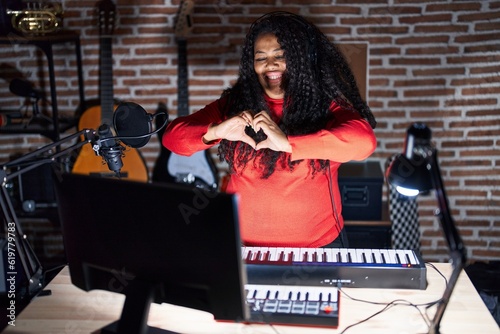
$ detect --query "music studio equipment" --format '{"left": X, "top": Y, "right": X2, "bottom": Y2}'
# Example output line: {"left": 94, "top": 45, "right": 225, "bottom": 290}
{"left": 72, "top": 0, "right": 149, "bottom": 182}
{"left": 93, "top": 101, "right": 163, "bottom": 178}
{"left": 152, "top": 0, "right": 219, "bottom": 191}
{"left": 95, "top": 123, "right": 123, "bottom": 177}
{"left": 386, "top": 123, "right": 467, "bottom": 334}
{"left": 0, "top": 128, "right": 95, "bottom": 303}
{"left": 113, "top": 101, "right": 154, "bottom": 149}
{"left": 8, "top": 77, "right": 53, "bottom": 126}
{"left": 103, "top": 101, "right": 167, "bottom": 176}
{"left": 245, "top": 283, "right": 340, "bottom": 327}
{"left": 9, "top": 77, "right": 44, "bottom": 99}
{"left": 338, "top": 161, "right": 384, "bottom": 221}
{"left": 0, "top": 99, "right": 155, "bottom": 304}
{"left": 53, "top": 173, "right": 342, "bottom": 332}
{"left": 243, "top": 246, "right": 427, "bottom": 290}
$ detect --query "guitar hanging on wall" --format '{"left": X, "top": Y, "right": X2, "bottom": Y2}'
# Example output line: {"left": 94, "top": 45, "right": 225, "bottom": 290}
{"left": 72, "top": 0, "right": 148, "bottom": 182}
{"left": 152, "top": 0, "right": 219, "bottom": 190}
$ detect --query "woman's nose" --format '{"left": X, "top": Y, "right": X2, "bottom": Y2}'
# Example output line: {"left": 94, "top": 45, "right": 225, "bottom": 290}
{"left": 265, "top": 58, "right": 277, "bottom": 69}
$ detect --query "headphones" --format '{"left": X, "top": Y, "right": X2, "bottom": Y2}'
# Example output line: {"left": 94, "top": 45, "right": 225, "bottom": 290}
{"left": 250, "top": 11, "right": 318, "bottom": 66}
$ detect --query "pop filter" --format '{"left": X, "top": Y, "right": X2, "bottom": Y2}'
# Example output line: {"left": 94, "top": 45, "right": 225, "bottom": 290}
{"left": 113, "top": 101, "right": 152, "bottom": 148}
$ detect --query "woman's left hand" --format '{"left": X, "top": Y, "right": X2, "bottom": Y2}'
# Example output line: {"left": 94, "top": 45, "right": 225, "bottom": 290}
{"left": 251, "top": 111, "right": 292, "bottom": 153}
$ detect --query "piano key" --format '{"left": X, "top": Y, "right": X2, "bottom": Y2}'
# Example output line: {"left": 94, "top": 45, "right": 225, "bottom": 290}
{"left": 268, "top": 247, "right": 277, "bottom": 261}
{"left": 360, "top": 249, "right": 368, "bottom": 263}
{"left": 246, "top": 287, "right": 257, "bottom": 299}
{"left": 243, "top": 248, "right": 251, "bottom": 261}
{"left": 388, "top": 249, "right": 398, "bottom": 264}
{"left": 370, "top": 249, "right": 381, "bottom": 263}
{"left": 255, "top": 288, "right": 268, "bottom": 300}
{"left": 380, "top": 249, "right": 390, "bottom": 263}
{"left": 395, "top": 250, "right": 408, "bottom": 264}
{"left": 339, "top": 248, "right": 348, "bottom": 262}
{"left": 290, "top": 248, "right": 300, "bottom": 262}
{"left": 403, "top": 249, "right": 418, "bottom": 265}
{"left": 282, "top": 248, "right": 292, "bottom": 262}
{"left": 307, "top": 288, "right": 321, "bottom": 302}
{"left": 276, "top": 287, "right": 289, "bottom": 301}
{"left": 322, "top": 249, "right": 331, "bottom": 262}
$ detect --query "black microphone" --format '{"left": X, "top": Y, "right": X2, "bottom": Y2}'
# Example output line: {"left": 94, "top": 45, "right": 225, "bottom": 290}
{"left": 9, "top": 78, "right": 44, "bottom": 99}
{"left": 97, "top": 123, "right": 124, "bottom": 177}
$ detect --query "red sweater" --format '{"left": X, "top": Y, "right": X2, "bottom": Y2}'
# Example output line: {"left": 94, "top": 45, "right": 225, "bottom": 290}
{"left": 162, "top": 96, "right": 376, "bottom": 247}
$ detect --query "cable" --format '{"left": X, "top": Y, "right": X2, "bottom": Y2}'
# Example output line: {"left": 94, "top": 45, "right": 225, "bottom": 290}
{"left": 337, "top": 262, "right": 448, "bottom": 333}
{"left": 327, "top": 161, "right": 346, "bottom": 248}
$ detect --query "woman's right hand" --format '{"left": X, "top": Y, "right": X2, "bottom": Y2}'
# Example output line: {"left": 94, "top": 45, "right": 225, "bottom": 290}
{"left": 203, "top": 110, "right": 257, "bottom": 148}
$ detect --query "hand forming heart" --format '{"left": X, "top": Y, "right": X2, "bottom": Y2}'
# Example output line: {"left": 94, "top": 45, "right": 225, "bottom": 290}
{"left": 204, "top": 110, "right": 292, "bottom": 153}
{"left": 239, "top": 111, "right": 292, "bottom": 153}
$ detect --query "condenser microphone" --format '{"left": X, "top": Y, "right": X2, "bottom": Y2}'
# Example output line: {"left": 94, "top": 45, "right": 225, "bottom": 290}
{"left": 9, "top": 77, "right": 44, "bottom": 99}
{"left": 97, "top": 123, "right": 124, "bottom": 177}
{"left": 113, "top": 101, "right": 154, "bottom": 148}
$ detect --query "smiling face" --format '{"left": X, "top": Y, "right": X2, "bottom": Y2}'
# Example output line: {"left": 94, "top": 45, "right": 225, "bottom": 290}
{"left": 253, "top": 33, "right": 286, "bottom": 99}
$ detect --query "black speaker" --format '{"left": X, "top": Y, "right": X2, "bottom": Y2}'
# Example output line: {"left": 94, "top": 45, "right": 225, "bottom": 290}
{"left": 6, "top": 161, "right": 57, "bottom": 214}
{"left": 338, "top": 161, "right": 383, "bottom": 221}
{"left": 20, "top": 164, "right": 57, "bottom": 213}
{"left": 345, "top": 225, "right": 392, "bottom": 249}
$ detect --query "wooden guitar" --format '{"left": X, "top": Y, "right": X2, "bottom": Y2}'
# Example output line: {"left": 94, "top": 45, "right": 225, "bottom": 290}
{"left": 152, "top": 0, "right": 218, "bottom": 190}
{"left": 72, "top": 0, "right": 148, "bottom": 182}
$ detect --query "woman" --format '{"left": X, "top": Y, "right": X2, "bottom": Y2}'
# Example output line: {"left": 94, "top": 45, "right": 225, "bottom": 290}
{"left": 162, "top": 11, "right": 377, "bottom": 248}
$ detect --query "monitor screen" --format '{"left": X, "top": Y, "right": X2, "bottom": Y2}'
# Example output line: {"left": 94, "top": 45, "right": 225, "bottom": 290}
{"left": 53, "top": 173, "right": 248, "bottom": 333}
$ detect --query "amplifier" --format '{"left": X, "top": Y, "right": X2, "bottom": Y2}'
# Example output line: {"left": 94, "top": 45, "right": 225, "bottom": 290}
{"left": 338, "top": 161, "right": 383, "bottom": 221}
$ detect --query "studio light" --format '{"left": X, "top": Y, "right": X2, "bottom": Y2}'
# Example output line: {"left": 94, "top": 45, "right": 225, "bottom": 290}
{"left": 386, "top": 123, "right": 467, "bottom": 334}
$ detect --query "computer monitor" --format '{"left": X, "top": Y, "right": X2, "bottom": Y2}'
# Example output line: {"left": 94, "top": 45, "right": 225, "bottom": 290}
{"left": 53, "top": 173, "right": 249, "bottom": 334}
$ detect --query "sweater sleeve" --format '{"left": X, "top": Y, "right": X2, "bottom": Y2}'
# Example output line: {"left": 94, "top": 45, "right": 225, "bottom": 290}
{"left": 289, "top": 103, "right": 377, "bottom": 162}
{"left": 162, "top": 99, "right": 223, "bottom": 156}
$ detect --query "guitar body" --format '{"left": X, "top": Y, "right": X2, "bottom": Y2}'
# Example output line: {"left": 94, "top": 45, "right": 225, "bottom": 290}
{"left": 152, "top": 103, "right": 219, "bottom": 189}
{"left": 72, "top": 104, "right": 149, "bottom": 182}
{"left": 72, "top": 0, "right": 148, "bottom": 182}
{"left": 152, "top": 1, "right": 219, "bottom": 190}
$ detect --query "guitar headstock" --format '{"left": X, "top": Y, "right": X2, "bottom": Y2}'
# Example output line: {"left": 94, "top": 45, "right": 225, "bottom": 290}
{"left": 97, "top": 0, "right": 116, "bottom": 37}
{"left": 174, "top": 0, "right": 194, "bottom": 40}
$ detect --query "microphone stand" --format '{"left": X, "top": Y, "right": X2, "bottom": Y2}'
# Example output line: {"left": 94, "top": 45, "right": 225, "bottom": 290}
{"left": 421, "top": 147, "right": 467, "bottom": 334}
{"left": 1, "top": 129, "right": 96, "bottom": 301}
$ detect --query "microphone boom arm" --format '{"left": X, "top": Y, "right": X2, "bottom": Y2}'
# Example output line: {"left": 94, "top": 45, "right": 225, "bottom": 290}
{"left": 1, "top": 128, "right": 96, "bottom": 300}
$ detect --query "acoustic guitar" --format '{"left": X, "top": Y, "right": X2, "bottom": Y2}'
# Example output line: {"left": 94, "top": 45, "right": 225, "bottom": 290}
{"left": 152, "top": 0, "right": 218, "bottom": 190}
{"left": 72, "top": 0, "right": 148, "bottom": 182}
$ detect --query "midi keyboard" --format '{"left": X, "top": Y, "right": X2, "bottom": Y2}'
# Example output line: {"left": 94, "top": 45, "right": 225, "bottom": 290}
{"left": 245, "top": 284, "right": 339, "bottom": 327}
{"left": 243, "top": 246, "right": 427, "bottom": 290}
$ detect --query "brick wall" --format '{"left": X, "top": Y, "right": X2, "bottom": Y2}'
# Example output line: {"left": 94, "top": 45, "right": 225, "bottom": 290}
{"left": 0, "top": 0, "right": 499, "bottom": 263}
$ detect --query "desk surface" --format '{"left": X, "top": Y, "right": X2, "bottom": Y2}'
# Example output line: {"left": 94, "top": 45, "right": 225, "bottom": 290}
{"left": 4, "top": 263, "right": 499, "bottom": 334}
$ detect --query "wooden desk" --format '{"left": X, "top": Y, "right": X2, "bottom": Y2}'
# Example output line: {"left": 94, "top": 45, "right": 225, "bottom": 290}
{"left": 4, "top": 264, "right": 499, "bottom": 334}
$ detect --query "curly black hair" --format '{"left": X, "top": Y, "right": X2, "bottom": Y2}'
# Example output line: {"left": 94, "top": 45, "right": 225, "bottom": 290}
{"left": 218, "top": 11, "right": 376, "bottom": 178}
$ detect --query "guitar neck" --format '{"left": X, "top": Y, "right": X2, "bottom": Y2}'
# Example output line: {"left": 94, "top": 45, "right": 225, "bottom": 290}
{"left": 100, "top": 35, "right": 114, "bottom": 124}
{"left": 177, "top": 39, "right": 189, "bottom": 117}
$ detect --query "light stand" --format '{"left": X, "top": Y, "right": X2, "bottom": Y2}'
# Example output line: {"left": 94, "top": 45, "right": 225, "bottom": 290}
{"left": 1, "top": 129, "right": 95, "bottom": 301}
{"left": 386, "top": 123, "right": 467, "bottom": 334}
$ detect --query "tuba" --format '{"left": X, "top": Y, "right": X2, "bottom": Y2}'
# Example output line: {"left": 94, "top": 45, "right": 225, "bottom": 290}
{"left": 7, "top": 2, "right": 63, "bottom": 35}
